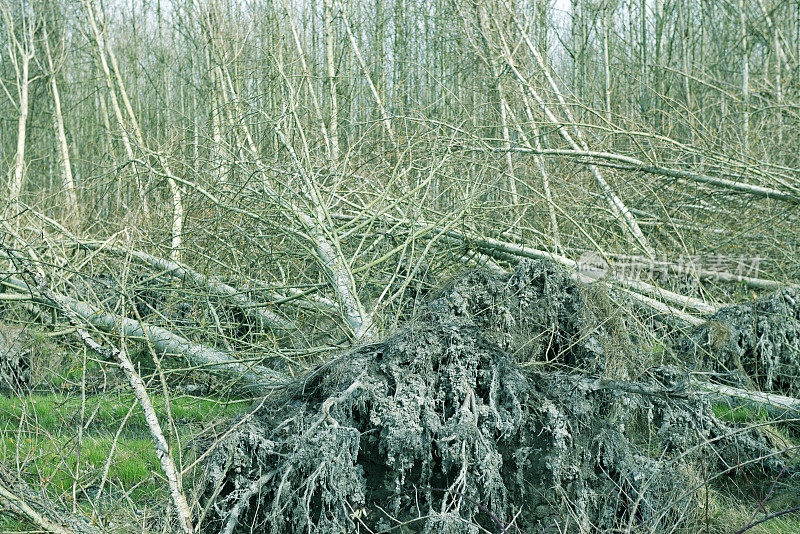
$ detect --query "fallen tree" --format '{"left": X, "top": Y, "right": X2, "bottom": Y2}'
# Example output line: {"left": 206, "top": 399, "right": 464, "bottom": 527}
{"left": 678, "top": 287, "right": 800, "bottom": 394}
{"left": 0, "top": 276, "right": 288, "bottom": 389}
{"left": 198, "top": 260, "right": 795, "bottom": 534}
{"left": 488, "top": 146, "right": 800, "bottom": 204}
{"left": 30, "top": 211, "right": 312, "bottom": 341}
{"left": 0, "top": 468, "right": 101, "bottom": 534}
{"left": 72, "top": 240, "right": 306, "bottom": 340}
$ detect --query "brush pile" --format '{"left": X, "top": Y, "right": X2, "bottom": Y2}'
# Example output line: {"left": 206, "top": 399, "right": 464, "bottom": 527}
{"left": 199, "top": 260, "right": 792, "bottom": 533}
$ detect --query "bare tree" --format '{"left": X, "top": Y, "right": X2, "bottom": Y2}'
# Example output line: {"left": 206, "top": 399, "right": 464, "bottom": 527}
{"left": 2, "top": 2, "right": 35, "bottom": 222}
{"left": 40, "top": 15, "right": 78, "bottom": 217}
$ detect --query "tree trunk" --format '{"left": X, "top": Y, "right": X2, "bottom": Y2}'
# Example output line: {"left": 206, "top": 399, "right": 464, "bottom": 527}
{"left": 602, "top": 0, "right": 613, "bottom": 123}
{"left": 9, "top": 48, "right": 30, "bottom": 220}
{"left": 83, "top": 1, "right": 150, "bottom": 215}
{"left": 739, "top": 0, "right": 750, "bottom": 154}
{"left": 324, "top": 0, "right": 340, "bottom": 163}
{"left": 43, "top": 26, "right": 79, "bottom": 218}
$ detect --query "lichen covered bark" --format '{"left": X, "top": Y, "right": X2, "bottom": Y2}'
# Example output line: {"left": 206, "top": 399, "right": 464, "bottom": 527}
{"left": 200, "top": 261, "right": 791, "bottom": 533}
{"left": 679, "top": 288, "right": 800, "bottom": 392}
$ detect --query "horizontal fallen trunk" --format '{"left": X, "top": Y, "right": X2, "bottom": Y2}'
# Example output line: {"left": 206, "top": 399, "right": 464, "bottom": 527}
{"left": 27, "top": 212, "right": 310, "bottom": 340}
{"left": 437, "top": 225, "right": 709, "bottom": 323}
{"left": 481, "top": 146, "right": 800, "bottom": 204}
{"left": 587, "top": 375, "right": 800, "bottom": 420}
{"left": 604, "top": 256, "right": 787, "bottom": 291}
{"left": 567, "top": 249, "right": 789, "bottom": 292}
{"left": 1, "top": 277, "right": 288, "bottom": 389}
{"left": 73, "top": 241, "right": 305, "bottom": 340}
{"left": 5, "top": 227, "right": 196, "bottom": 532}
{"left": 425, "top": 216, "right": 784, "bottom": 311}
{"left": 330, "top": 211, "right": 713, "bottom": 323}
{"left": 448, "top": 234, "right": 707, "bottom": 324}
{"left": 689, "top": 380, "right": 800, "bottom": 419}
{"left": 612, "top": 286, "right": 706, "bottom": 326}
{"left": 0, "top": 293, "right": 31, "bottom": 301}
{"left": 0, "top": 469, "right": 101, "bottom": 534}
{"left": 613, "top": 277, "right": 720, "bottom": 314}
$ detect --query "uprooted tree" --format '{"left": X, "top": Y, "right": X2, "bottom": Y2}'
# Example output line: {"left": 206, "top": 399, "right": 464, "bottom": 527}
{"left": 196, "top": 260, "right": 794, "bottom": 533}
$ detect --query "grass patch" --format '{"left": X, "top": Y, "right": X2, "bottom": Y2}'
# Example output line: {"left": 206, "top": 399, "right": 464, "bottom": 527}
{"left": 1, "top": 432, "right": 161, "bottom": 498}
{"left": 713, "top": 402, "right": 770, "bottom": 424}
{"left": 0, "top": 391, "right": 244, "bottom": 433}
{"left": 0, "top": 515, "right": 34, "bottom": 534}
{"left": 0, "top": 386, "right": 247, "bottom": 520}
{"left": 0, "top": 394, "right": 66, "bottom": 431}
{"left": 700, "top": 487, "right": 800, "bottom": 533}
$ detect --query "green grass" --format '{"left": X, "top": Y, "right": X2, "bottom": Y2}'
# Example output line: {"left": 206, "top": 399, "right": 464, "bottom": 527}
{"left": 713, "top": 402, "right": 770, "bottom": 424}
{"left": 0, "top": 337, "right": 251, "bottom": 531}
{"left": 701, "top": 489, "right": 800, "bottom": 533}
{"left": 0, "top": 392, "right": 244, "bottom": 433}
{"left": 0, "top": 394, "right": 65, "bottom": 430}
{"left": 0, "top": 387, "right": 246, "bottom": 519}
{"left": 1, "top": 432, "right": 160, "bottom": 495}
{"left": 0, "top": 515, "right": 30, "bottom": 533}
{"left": 759, "top": 517, "right": 800, "bottom": 533}
{"left": 4, "top": 349, "right": 794, "bottom": 533}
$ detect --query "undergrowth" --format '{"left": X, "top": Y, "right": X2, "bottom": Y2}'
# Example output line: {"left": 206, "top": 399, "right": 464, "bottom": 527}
{"left": 0, "top": 344, "right": 249, "bottom": 532}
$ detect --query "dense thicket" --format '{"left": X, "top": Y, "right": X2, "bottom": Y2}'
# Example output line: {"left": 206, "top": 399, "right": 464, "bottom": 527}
{"left": 1, "top": 0, "right": 799, "bottom": 532}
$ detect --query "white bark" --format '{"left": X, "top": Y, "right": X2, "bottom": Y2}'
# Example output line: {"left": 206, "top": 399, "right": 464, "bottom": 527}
{"left": 498, "top": 83, "right": 519, "bottom": 206}
{"left": 490, "top": 2, "right": 655, "bottom": 257}
{"left": 774, "top": 23, "right": 783, "bottom": 149}
{"left": 43, "top": 27, "right": 78, "bottom": 217}
{"left": 690, "top": 380, "right": 800, "bottom": 420}
{"left": 613, "top": 277, "right": 719, "bottom": 314}
{"left": 324, "top": 0, "right": 340, "bottom": 163}
{"left": 49, "top": 77, "right": 78, "bottom": 215}
{"left": 9, "top": 50, "right": 29, "bottom": 218}
{"left": 207, "top": 47, "right": 226, "bottom": 183}
{"left": 3, "top": 5, "right": 34, "bottom": 221}
{"left": 510, "top": 88, "right": 562, "bottom": 252}
{"left": 96, "top": 86, "right": 120, "bottom": 209}
{"left": 613, "top": 286, "right": 706, "bottom": 326}
{"left": 602, "top": 1, "right": 612, "bottom": 123}
{"left": 164, "top": 163, "right": 184, "bottom": 263}
{"left": 2, "top": 276, "right": 288, "bottom": 389}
